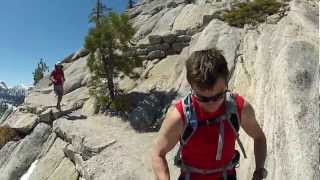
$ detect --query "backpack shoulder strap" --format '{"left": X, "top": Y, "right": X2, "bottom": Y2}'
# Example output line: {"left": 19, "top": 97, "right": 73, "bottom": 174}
{"left": 225, "top": 92, "right": 247, "bottom": 159}
{"left": 174, "top": 93, "right": 198, "bottom": 167}
{"left": 181, "top": 93, "right": 198, "bottom": 145}
{"left": 225, "top": 92, "right": 240, "bottom": 132}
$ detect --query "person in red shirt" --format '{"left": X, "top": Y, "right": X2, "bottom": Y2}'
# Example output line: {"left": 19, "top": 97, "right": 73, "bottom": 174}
{"left": 50, "top": 63, "right": 65, "bottom": 110}
{"left": 151, "top": 49, "right": 267, "bottom": 180}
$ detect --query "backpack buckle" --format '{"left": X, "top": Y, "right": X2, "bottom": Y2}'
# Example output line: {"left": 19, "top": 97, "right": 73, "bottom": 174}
{"left": 206, "top": 119, "right": 215, "bottom": 125}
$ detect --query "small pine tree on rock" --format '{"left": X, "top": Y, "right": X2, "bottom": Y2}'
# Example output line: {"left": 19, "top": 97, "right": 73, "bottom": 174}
{"left": 32, "top": 58, "right": 49, "bottom": 86}
{"left": 85, "top": 11, "right": 142, "bottom": 112}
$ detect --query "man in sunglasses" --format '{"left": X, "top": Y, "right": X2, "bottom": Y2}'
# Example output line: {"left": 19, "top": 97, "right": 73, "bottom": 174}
{"left": 151, "top": 49, "right": 267, "bottom": 180}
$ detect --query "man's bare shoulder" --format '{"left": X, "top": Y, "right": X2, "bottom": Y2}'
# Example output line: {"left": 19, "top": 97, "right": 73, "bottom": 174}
{"left": 159, "top": 105, "right": 183, "bottom": 134}
{"left": 240, "top": 99, "right": 265, "bottom": 139}
{"left": 241, "top": 99, "right": 255, "bottom": 118}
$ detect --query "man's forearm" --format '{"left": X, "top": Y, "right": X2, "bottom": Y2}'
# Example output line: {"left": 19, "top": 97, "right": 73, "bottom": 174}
{"left": 254, "top": 136, "right": 267, "bottom": 170}
{"left": 151, "top": 154, "right": 170, "bottom": 180}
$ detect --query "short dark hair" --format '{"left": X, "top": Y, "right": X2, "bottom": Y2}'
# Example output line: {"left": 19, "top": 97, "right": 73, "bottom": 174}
{"left": 186, "top": 48, "right": 229, "bottom": 90}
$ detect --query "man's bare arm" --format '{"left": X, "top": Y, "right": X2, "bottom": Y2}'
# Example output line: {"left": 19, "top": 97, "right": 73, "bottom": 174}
{"left": 49, "top": 74, "right": 56, "bottom": 83}
{"left": 151, "top": 107, "right": 183, "bottom": 180}
{"left": 241, "top": 100, "right": 267, "bottom": 171}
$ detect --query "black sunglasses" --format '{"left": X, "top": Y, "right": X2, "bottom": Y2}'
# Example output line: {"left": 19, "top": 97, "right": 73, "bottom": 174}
{"left": 192, "top": 90, "right": 228, "bottom": 103}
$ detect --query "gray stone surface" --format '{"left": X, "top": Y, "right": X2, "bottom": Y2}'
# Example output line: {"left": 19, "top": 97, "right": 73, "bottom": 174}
{"left": 230, "top": 1, "right": 319, "bottom": 179}
{"left": 81, "top": 97, "right": 98, "bottom": 116}
{"left": 71, "top": 48, "right": 90, "bottom": 61}
{"left": 133, "top": 53, "right": 188, "bottom": 93}
{"left": 146, "top": 43, "right": 170, "bottom": 52}
{"left": 136, "top": 48, "right": 149, "bottom": 56}
{"left": 166, "top": 1, "right": 177, "bottom": 8}
{"left": 127, "top": 4, "right": 143, "bottom": 19}
{"left": 28, "top": 138, "right": 68, "bottom": 180}
{"left": 53, "top": 116, "right": 116, "bottom": 159}
{"left": 63, "top": 56, "right": 91, "bottom": 94}
{"left": 2, "top": 111, "right": 39, "bottom": 134}
{"left": 47, "top": 158, "right": 79, "bottom": 180}
{"left": 147, "top": 50, "right": 166, "bottom": 60}
{"left": 0, "top": 123, "right": 51, "bottom": 180}
{"left": 60, "top": 52, "right": 75, "bottom": 64}
{"left": 149, "top": 5, "right": 165, "bottom": 16}
{"left": 191, "top": 19, "right": 243, "bottom": 70}
{"left": 172, "top": 42, "right": 189, "bottom": 53}
{"left": 0, "top": 106, "right": 14, "bottom": 124}
{"left": 34, "top": 74, "right": 52, "bottom": 89}
{"left": 25, "top": 86, "right": 89, "bottom": 115}
{"left": 148, "top": 34, "right": 163, "bottom": 44}
{"left": 172, "top": 4, "right": 215, "bottom": 34}
{"left": 176, "top": 35, "right": 192, "bottom": 42}
{"left": 150, "top": 5, "right": 185, "bottom": 35}
{"left": 162, "top": 33, "right": 177, "bottom": 43}
{"left": 62, "top": 115, "right": 180, "bottom": 180}
{"left": 134, "top": 8, "right": 168, "bottom": 40}
{"left": 0, "top": 141, "right": 20, "bottom": 169}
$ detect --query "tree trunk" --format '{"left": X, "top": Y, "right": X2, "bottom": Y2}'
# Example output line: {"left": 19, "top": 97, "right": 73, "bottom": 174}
{"left": 96, "top": 0, "right": 100, "bottom": 26}
{"left": 104, "top": 48, "right": 115, "bottom": 100}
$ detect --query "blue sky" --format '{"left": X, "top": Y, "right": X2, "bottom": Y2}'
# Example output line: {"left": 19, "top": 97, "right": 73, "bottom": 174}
{"left": 0, "top": 0, "right": 127, "bottom": 87}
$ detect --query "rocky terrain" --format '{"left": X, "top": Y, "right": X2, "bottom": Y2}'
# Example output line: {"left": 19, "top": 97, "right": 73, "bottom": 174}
{"left": 0, "top": 0, "right": 318, "bottom": 180}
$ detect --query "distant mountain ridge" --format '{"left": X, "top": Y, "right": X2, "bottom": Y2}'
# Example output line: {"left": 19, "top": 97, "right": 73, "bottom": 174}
{"left": 0, "top": 81, "right": 8, "bottom": 90}
{"left": 0, "top": 81, "right": 27, "bottom": 106}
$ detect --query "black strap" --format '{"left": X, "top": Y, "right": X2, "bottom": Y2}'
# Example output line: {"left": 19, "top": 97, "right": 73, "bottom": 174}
{"left": 229, "top": 114, "right": 240, "bottom": 132}
{"left": 181, "top": 125, "right": 194, "bottom": 142}
{"left": 197, "top": 113, "right": 239, "bottom": 132}
{"left": 181, "top": 113, "right": 240, "bottom": 145}
{"left": 198, "top": 116, "right": 222, "bottom": 126}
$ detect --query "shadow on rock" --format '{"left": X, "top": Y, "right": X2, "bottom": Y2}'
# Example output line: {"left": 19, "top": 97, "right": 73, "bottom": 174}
{"left": 63, "top": 114, "right": 87, "bottom": 121}
{"left": 124, "top": 88, "right": 178, "bottom": 133}
{"left": 0, "top": 126, "right": 25, "bottom": 149}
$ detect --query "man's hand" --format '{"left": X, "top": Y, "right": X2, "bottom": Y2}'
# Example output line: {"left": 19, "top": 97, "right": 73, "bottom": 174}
{"left": 252, "top": 171, "right": 263, "bottom": 180}
{"left": 50, "top": 77, "right": 56, "bottom": 84}
{"left": 252, "top": 168, "right": 267, "bottom": 180}
{"left": 252, "top": 174, "right": 262, "bottom": 180}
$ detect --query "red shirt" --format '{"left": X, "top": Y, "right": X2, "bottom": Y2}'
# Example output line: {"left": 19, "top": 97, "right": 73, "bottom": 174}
{"left": 175, "top": 93, "right": 245, "bottom": 180}
{"left": 50, "top": 69, "right": 65, "bottom": 85}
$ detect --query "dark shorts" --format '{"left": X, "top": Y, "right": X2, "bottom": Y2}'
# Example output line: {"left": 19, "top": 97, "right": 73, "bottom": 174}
{"left": 53, "top": 85, "right": 63, "bottom": 96}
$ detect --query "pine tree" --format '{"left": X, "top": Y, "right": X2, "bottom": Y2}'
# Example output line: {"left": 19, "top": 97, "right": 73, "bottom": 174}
{"left": 89, "top": 0, "right": 112, "bottom": 26}
{"left": 85, "top": 12, "right": 142, "bottom": 111}
{"left": 32, "top": 58, "right": 49, "bottom": 86}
